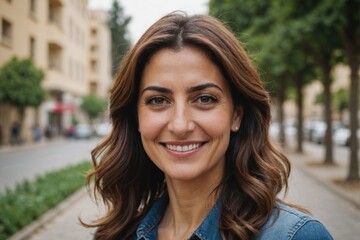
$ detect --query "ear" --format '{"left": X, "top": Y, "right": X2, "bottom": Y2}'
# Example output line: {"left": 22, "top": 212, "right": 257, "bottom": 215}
{"left": 231, "top": 106, "right": 243, "bottom": 132}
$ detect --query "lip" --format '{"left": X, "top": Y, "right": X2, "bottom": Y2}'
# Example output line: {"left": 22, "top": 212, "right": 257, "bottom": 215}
{"left": 161, "top": 141, "right": 205, "bottom": 158}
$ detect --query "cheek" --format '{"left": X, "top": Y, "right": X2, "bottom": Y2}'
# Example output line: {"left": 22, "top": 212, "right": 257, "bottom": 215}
{"left": 138, "top": 109, "right": 167, "bottom": 140}
{"left": 196, "top": 110, "right": 233, "bottom": 136}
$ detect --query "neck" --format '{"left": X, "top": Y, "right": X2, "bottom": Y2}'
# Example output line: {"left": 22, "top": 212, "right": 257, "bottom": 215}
{"left": 158, "top": 174, "right": 222, "bottom": 239}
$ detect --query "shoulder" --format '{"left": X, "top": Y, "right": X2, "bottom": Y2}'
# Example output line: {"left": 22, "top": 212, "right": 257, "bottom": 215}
{"left": 256, "top": 202, "right": 333, "bottom": 240}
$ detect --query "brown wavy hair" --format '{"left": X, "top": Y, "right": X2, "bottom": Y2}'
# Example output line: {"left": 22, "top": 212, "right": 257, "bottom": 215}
{"left": 84, "top": 12, "right": 291, "bottom": 240}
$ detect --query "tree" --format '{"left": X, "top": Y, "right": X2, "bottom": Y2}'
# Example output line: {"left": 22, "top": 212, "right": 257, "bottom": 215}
{"left": 336, "top": 0, "right": 359, "bottom": 182}
{"left": 333, "top": 88, "right": 349, "bottom": 122}
{"left": 0, "top": 57, "right": 46, "bottom": 121}
{"left": 108, "top": 0, "right": 131, "bottom": 77}
{"left": 291, "top": 0, "right": 359, "bottom": 180}
{"left": 80, "top": 94, "right": 107, "bottom": 123}
{"left": 210, "top": 0, "right": 318, "bottom": 151}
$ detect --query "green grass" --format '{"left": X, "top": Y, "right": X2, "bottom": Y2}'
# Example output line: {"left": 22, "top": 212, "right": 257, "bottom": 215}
{"left": 0, "top": 161, "right": 92, "bottom": 240}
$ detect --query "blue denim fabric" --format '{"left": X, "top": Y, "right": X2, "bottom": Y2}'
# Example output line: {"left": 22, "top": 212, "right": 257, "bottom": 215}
{"left": 256, "top": 203, "right": 333, "bottom": 240}
{"left": 134, "top": 195, "right": 333, "bottom": 240}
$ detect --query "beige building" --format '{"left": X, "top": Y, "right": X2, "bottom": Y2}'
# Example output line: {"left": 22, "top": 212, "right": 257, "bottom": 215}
{"left": 88, "top": 10, "right": 112, "bottom": 101}
{"left": 0, "top": 0, "right": 112, "bottom": 144}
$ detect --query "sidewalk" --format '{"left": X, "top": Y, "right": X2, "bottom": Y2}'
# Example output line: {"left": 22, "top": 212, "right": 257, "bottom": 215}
{"left": 7, "top": 142, "right": 360, "bottom": 240}
{"left": 285, "top": 143, "right": 360, "bottom": 210}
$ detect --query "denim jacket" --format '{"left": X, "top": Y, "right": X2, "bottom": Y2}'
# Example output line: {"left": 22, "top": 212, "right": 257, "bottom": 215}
{"left": 134, "top": 195, "right": 333, "bottom": 240}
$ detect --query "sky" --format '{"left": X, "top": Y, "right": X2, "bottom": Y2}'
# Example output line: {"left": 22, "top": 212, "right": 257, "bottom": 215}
{"left": 88, "top": 0, "right": 209, "bottom": 43}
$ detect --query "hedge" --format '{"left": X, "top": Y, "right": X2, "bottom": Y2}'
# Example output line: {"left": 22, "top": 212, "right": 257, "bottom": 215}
{"left": 0, "top": 161, "right": 92, "bottom": 240}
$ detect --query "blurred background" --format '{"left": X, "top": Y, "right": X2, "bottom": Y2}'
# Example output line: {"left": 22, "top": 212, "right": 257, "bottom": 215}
{"left": 0, "top": 0, "right": 359, "bottom": 239}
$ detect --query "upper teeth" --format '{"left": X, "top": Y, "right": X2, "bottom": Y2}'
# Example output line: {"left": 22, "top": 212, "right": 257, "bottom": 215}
{"left": 166, "top": 143, "right": 201, "bottom": 152}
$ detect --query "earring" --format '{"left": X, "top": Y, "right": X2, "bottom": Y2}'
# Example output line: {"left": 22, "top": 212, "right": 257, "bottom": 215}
{"left": 234, "top": 126, "right": 239, "bottom": 132}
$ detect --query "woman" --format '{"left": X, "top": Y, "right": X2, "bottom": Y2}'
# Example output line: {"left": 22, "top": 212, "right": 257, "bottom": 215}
{"left": 85, "top": 12, "right": 333, "bottom": 240}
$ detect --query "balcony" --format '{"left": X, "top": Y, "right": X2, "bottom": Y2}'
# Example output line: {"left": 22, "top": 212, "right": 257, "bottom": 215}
{"left": 46, "top": 24, "right": 64, "bottom": 45}
{"left": 48, "top": 42, "right": 63, "bottom": 71}
{"left": 48, "top": 0, "right": 63, "bottom": 30}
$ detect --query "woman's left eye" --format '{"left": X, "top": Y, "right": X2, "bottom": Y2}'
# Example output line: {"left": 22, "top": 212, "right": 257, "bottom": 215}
{"left": 196, "top": 95, "right": 217, "bottom": 104}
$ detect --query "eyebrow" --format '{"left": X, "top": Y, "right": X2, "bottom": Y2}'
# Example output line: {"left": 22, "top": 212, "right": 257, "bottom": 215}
{"left": 141, "top": 82, "right": 223, "bottom": 96}
{"left": 187, "top": 83, "right": 223, "bottom": 93}
{"left": 141, "top": 86, "right": 172, "bottom": 96}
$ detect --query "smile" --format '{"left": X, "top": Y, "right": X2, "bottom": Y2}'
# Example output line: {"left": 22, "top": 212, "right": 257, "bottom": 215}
{"left": 165, "top": 143, "right": 202, "bottom": 152}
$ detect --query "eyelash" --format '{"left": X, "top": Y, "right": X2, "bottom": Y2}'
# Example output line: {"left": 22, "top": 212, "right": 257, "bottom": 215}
{"left": 146, "top": 96, "right": 169, "bottom": 105}
{"left": 195, "top": 94, "right": 218, "bottom": 104}
{"left": 145, "top": 94, "right": 218, "bottom": 106}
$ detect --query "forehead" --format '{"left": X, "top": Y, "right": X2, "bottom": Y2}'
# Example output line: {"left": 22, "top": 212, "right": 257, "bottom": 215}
{"left": 140, "top": 46, "right": 229, "bottom": 90}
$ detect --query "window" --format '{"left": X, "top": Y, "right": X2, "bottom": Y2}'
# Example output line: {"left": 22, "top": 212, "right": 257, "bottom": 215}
{"left": 90, "top": 82, "right": 97, "bottom": 94}
{"left": 1, "top": 18, "right": 12, "bottom": 46}
{"left": 48, "top": 0, "right": 62, "bottom": 28}
{"left": 90, "top": 60, "right": 97, "bottom": 72}
{"left": 48, "top": 43, "right": 62, "bottom": 71}
{"left": 91, "top": 28, "right": 97, "bottom": 36}
{"left": 90, "top": 45, "right": 96, "bottom": 52}
{"left": 30, "top": 37, "right": 35, "bottom": 60}
{"left": 29, "top": 0, "right": 36, "bottom": 16}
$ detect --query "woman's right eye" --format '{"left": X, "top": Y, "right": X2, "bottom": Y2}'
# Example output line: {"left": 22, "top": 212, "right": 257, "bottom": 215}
{"left": 147, "top": 96, "right": 169, "bottom": 105}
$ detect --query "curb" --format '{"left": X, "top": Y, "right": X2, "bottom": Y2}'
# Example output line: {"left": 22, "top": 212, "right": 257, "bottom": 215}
{"left": 0, "top": 138, "right": 65, "bottom": 154}
{"left": 8, "top": 186, "right": 89, "bottom": 240}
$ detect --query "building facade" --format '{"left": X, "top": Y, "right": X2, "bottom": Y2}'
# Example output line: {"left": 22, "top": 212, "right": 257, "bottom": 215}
{"left": 88, "top": 10, "right": 112, "bottom": 101}
{"left": 0, "top": 0, "right": 111, "bottom": 144}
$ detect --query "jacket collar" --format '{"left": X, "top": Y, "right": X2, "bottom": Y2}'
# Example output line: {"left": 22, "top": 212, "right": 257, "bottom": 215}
{"left": 135, "top": 194, "right": 222, "bottom": 240}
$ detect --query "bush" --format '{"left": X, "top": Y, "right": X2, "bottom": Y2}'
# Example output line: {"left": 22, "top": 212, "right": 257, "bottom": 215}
{"left": 0, "top": 161, "right": 92, "bottom": 240}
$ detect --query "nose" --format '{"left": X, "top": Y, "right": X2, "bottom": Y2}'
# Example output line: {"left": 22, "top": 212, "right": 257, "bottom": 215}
{"left": 168, "top": 102, "right": 195, "bottom": 137}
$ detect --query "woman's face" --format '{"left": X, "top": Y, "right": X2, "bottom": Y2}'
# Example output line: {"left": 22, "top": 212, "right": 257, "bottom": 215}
{"left": 137, "top": 46, "right": 241, "bottom": 182}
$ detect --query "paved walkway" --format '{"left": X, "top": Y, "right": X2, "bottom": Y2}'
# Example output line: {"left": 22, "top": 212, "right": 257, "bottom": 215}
{"left": 6, "top": 142, "right": 360, "bottom": 240}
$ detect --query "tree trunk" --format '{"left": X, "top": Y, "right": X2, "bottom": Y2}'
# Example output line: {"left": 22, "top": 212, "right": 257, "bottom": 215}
{"left": 295, "top": 75, "right": 304, "bottom": 153}
{"left": 18, "top": 107, "right": 25, "bottom": 144}
{"left": 347, "top": 54, "right": 359, "bottom": 181}
{"left": 278, "top": 77, "right": 286, "bottom": 147}
{"left": 321, "top": 61, "right": 334, "bottom": 165}
{"left": 343, "top": 0, "right": 359, "bottom": 181}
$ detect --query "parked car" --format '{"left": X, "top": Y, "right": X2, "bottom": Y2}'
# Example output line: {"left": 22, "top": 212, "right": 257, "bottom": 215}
{"left": 304, "top": 120, "right": 322, "bottom": 141}
{"left": 333, "top": 127, "right": 360, "bottom": 146}
{"left": 74, "top": 124, "right": 93, "bottom": 139}
{"left": 269, "top": 122, "right": 297, "bottom": 141}
{"left": 311, "top": 121, "right": 344, "bottom": 144}
{"left": 94, "top": 122, "right": 112, "bottom": 137}
{"left": 64, "top": 125, "right": 76, "bottom": 138}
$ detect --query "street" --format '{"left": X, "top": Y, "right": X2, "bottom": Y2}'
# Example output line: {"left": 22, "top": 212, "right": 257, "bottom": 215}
{"left": 0, "top": 138, "right": 101, "bottom": 192}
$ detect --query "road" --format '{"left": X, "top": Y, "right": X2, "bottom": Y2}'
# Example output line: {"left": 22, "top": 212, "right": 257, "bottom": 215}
{"left": 0, "top": 138, "right": 101, "bottom": 192}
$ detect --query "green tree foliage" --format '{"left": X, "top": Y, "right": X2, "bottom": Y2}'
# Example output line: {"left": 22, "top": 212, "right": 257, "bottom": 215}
{"left": 80, "top": 94, "right": 107, "bottom": 121}
{"left": 315, "top": 88, "right": 349, "bottom": 112}
{"left": 210, "top": 0, "right": 359, "bottom": 181}
{"left": 333, "top": 88, "right": 349, "bottom": 113}
{"left": 108, "top": 0, "right": 131, "bottom": 77}
{"left": 210, "top": 0, "right": 318, "bottom": 151}
{"left": 0, "top": 58, "right": 46, "bottom": 108}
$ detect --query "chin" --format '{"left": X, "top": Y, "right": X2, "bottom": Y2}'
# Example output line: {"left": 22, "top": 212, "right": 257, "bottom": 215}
{"left": 166, "top": 169, "right": 202, "bottom": 182}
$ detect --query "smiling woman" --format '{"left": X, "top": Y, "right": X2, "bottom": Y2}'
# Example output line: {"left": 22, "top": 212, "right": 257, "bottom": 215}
{"left": 82, "top": 12, "right": 333, "bottom": 240}
{"left": 137, "top": 47, "right": 240, "bottom": 183}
